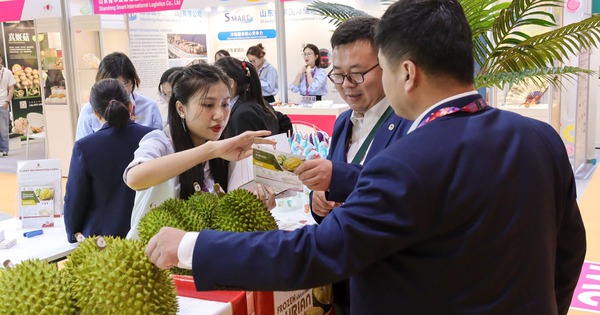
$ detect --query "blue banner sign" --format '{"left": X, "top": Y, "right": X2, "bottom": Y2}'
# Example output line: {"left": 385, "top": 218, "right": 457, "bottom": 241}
{"left": 218, "top": 29, "right": 276, "bottom": 41}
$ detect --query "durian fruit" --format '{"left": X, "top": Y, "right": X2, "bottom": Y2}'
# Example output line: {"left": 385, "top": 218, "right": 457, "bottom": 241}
{"left": 0, "top": 259, "right": 76, "bottom": 315}
{"left": 63, "top": 235, "right": 119, "bottom": 270}
{"left": 137, "top": 199, "right": 187, "bottom": 244}
{"left": 214, "top": 189, "right": 278, "bottom": 232}
{"left": 185, "top": 192, "right": 219, "bottom": 229}
{"left": 69, "top": 237, "right": 178, "bottom": 315}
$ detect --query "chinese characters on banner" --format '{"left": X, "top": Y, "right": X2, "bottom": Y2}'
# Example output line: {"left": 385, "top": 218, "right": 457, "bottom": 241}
{"left": 2, "top": 20, "right": 43, "bottom": 122}
{"left": 93, "top": 0, "right": 184, "bottom": 15}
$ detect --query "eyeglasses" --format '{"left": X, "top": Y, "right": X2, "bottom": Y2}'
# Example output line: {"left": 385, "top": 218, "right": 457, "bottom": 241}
{"left": 327, "top": 63, "right": 380, "bottom": 85}
{"left": 302, "top": 52, "right": 314, "bottom": 57}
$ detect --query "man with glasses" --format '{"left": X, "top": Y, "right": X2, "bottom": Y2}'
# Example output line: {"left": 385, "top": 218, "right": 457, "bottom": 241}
{"left": 75, "top": 52, "right": 163, "bottom": 140}
{"left": 294, "top": 16, "right": 412, "bottom": 314}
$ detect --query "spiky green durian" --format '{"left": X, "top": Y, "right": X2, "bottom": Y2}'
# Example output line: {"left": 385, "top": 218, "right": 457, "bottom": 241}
{"left": 63, "top": 235, "right": 119, "bottom": 270}
{"left": 69, "top": 238, "right": 178, "bottom": 315}
{"left": 214, "top": 189, "right": 278, "bottom": 232}
{"left": 0, "top": 259, "right": 76, "bottom": 315}
{"left": 185, "top": 192, "right": 219, "bottom": 229}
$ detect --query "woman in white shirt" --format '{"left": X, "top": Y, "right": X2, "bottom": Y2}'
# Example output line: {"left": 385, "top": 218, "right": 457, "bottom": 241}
{"left": 125, "top": 63, "right": 275, "bottom": 239}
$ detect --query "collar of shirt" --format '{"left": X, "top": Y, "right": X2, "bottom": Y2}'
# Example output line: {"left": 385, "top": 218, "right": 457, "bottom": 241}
{"left": 230, "top": 95, "right": 240, "bottom": 110}
{"left": 350, "top": 97, "right": 389, "bottom": 137}
{"left": 407, "top": 90, "right": 480, "bottom": 134}
{"left": 347, "top": 97, "right": 389, "bottom": 163}
{"left": 260, "top": 60, "right": 270, "bottom": 72}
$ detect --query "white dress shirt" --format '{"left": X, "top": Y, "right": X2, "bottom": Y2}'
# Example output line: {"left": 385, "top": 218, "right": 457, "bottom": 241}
{"left": 346, "top": 97, "right": 390, "bottom": 164}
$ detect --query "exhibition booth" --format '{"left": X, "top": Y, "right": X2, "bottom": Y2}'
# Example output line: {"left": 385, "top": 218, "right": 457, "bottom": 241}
{"left": 1, "top": 0, "right": 600, "bottom": 314}
{"left": 0, "top": 0, "right": 598, "bottom": 176}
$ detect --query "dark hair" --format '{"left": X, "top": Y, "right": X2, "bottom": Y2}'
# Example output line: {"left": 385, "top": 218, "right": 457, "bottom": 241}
{"left": 215, "top": 49, "right": 230, "bottom": 60}
{"left": 246, "top": 43, "right": 266, "bottom": 58}
{"left": 215, "top": 56, "right": 276, "bottom": 118}
{"left": 331, "top": 16, "right": 379, "bottom": 54}
{"left": 158, "top": 67, "right": 184, "bottom": 95}
{"left": 376, "top": 0, "right": 474, "bottom": 84}
{"left": 168, "top": 63, "right": 231, "bottom": 199}
{"left": 89, "top": 78, "right": 131, "bottom": 128}
{"left": 303, "top": 44, "right": 321, "bottom": 68}
{"left": 95, "top": 52, "right": 141, "bottom": 92}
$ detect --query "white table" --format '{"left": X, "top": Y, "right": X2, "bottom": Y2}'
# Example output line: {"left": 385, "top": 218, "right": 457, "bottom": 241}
{"left": 0, "top": 216, "right": 77, "bottom": 264}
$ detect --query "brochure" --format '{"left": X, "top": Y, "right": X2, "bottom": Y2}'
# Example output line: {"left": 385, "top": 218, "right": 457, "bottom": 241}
{"left": 251, "top": 145, "right": 306, "bottom": 194}
{"left": 20, "top": 186, "right": 55, "bottom": 228}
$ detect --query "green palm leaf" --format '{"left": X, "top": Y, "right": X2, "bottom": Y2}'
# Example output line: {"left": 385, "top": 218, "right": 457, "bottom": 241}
{"left": 306, "top": 0, "right": 600, "bottom": 89}
{"left": 486, "top": 15, "right": 600, "bottom": 74}
{"left": 306, "top": 1, "right": 369, "bottom": 27}
{"left": 476, "top": 66, "right": 593, "bottom": 89}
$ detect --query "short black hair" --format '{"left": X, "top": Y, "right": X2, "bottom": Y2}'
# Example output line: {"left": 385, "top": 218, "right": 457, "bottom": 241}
{"left": 376, "top": 0, "right": 474, "bottom": 84}
{"left": 95, "top": 52, "right": 141, "bottom": 92}
{"left": 330, "top": 16, "right": 379, "bottom": 53}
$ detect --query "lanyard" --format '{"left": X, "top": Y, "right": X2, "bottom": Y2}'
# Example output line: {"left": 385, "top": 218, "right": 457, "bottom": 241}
{"left": 304, "top": 67, "right": 317, "bottom": 96}
{"left": 350, "top": 106, "right": 394, "bottom": 164}
{"left": 417, "top": 98, "right": 487, "bottom": 129}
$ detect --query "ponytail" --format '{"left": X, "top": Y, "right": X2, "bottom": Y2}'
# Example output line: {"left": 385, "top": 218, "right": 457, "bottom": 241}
{"left": 104, "top": 99, "right": 131, "bottom": 128}
{"left": 90, "top": 78, "right": 132, "bottom": 129}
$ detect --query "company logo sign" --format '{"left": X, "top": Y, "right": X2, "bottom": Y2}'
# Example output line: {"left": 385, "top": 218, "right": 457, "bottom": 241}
{"left": 225, "top": 10, "right": 254, "bottom": 23}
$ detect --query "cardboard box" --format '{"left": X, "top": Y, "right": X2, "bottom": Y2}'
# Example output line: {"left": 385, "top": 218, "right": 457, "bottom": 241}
{"left": 173, "top": 275, "right": 251, "bottom": 315}
{"left": 253, "top": 288, "right": 333, "bottom": 315}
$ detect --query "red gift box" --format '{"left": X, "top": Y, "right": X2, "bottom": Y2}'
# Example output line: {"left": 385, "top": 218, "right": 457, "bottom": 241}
{"left": 173, "top": 275, "right": 251, "bottom": 315}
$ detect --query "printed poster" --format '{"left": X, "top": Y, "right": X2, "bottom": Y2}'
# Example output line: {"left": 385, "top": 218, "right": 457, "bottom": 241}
{"left": 3, "top": 21, "right": 43, "bottom": 121}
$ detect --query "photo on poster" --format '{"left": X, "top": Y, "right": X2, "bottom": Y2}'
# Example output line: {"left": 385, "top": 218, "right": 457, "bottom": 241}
{"left": 167, "top": 34, "right": 207, "bottom": 59}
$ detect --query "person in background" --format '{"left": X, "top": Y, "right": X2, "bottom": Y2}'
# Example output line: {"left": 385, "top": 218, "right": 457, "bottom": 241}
{"left": 293, "top": 17, "right": 412, "bottom": 313}
{"left": 215, "top": 57, "right": 280, "bottom": 138}
{"left": 64, "top": 79, "right": 155, "bottom": 243}
{"left": 214, "top": 49, "right": 230, "bottom": 61}
{"left": 0, "top": 56, "right": 16, "bottom": 157}
{"left": 75, "top": 52, "right": 163, "bottom": 140}
{"left": 246, "top": 43, "right": 278, "bottom": 104}
{"left": 145, "top": 1, "right": 586, "bottom": 314}
{"left": 125, "top": 63, "right": 276, "bottom": 239}
{"left": 158, "top": 67, "right": 184, "bottom": 128}
{"left": 289, "top": 44, "right": 328, "bottom": 101}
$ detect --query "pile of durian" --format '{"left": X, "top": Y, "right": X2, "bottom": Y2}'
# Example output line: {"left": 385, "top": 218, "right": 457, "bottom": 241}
{"left": 0, "top": 188, "right": 278, "bottom": 314}
{"left": 0, "top": 237, "right": 178, "bottom": 315}
{"left": 137, "top": 188, "right": 278, "bottom": 276}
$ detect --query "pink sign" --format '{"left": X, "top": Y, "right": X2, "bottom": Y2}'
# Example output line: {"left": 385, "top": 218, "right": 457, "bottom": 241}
{"left": 0, "top": 0, "right": 25, "bottom": 22}
{"left": 570, "top": 261, "right": 600, "bottom": 312}
{"left": 93, "top": 0, "right": 183, "bottom": 15}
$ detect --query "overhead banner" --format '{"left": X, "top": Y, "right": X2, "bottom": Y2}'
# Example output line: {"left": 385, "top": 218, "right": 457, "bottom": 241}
{"left": 93, "top": 0, "right": 184, "bottom": 15}
{"left": 3, "top": 20, "right": 43, "bottom": 122}
{"left": 0, "top": 0, "right": 26, "bottom": 22}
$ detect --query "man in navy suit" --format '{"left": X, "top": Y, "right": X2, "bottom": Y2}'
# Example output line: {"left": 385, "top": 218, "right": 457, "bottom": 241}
{"left": 294, "top": 16, "right": 411, "bottom": 313}
{"left": 295, "top": 17, "right": 410, "bottom": 229}
{"left": 146, "top": 1, "right": 586, "bottom": 314}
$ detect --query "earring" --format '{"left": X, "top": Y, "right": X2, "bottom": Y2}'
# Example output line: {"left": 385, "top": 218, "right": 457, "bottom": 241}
{"left": 180, "top": 115, "right": 187, "bottom": 132}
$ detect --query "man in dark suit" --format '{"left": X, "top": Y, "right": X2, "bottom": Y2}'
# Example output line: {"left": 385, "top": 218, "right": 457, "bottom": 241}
{"left": 296, "top": 16, "right": 411, "bottom": 222}
{"left": 294, "top": 16, "right": 411, "bottom": 313}
{"left": 146, "top": 1, "right": 586, "bottom": 314}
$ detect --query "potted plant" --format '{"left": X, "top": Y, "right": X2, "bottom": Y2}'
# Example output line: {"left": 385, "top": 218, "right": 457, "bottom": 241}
{"left": 307, "top": 0, "right": 600, "bottom": 89}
